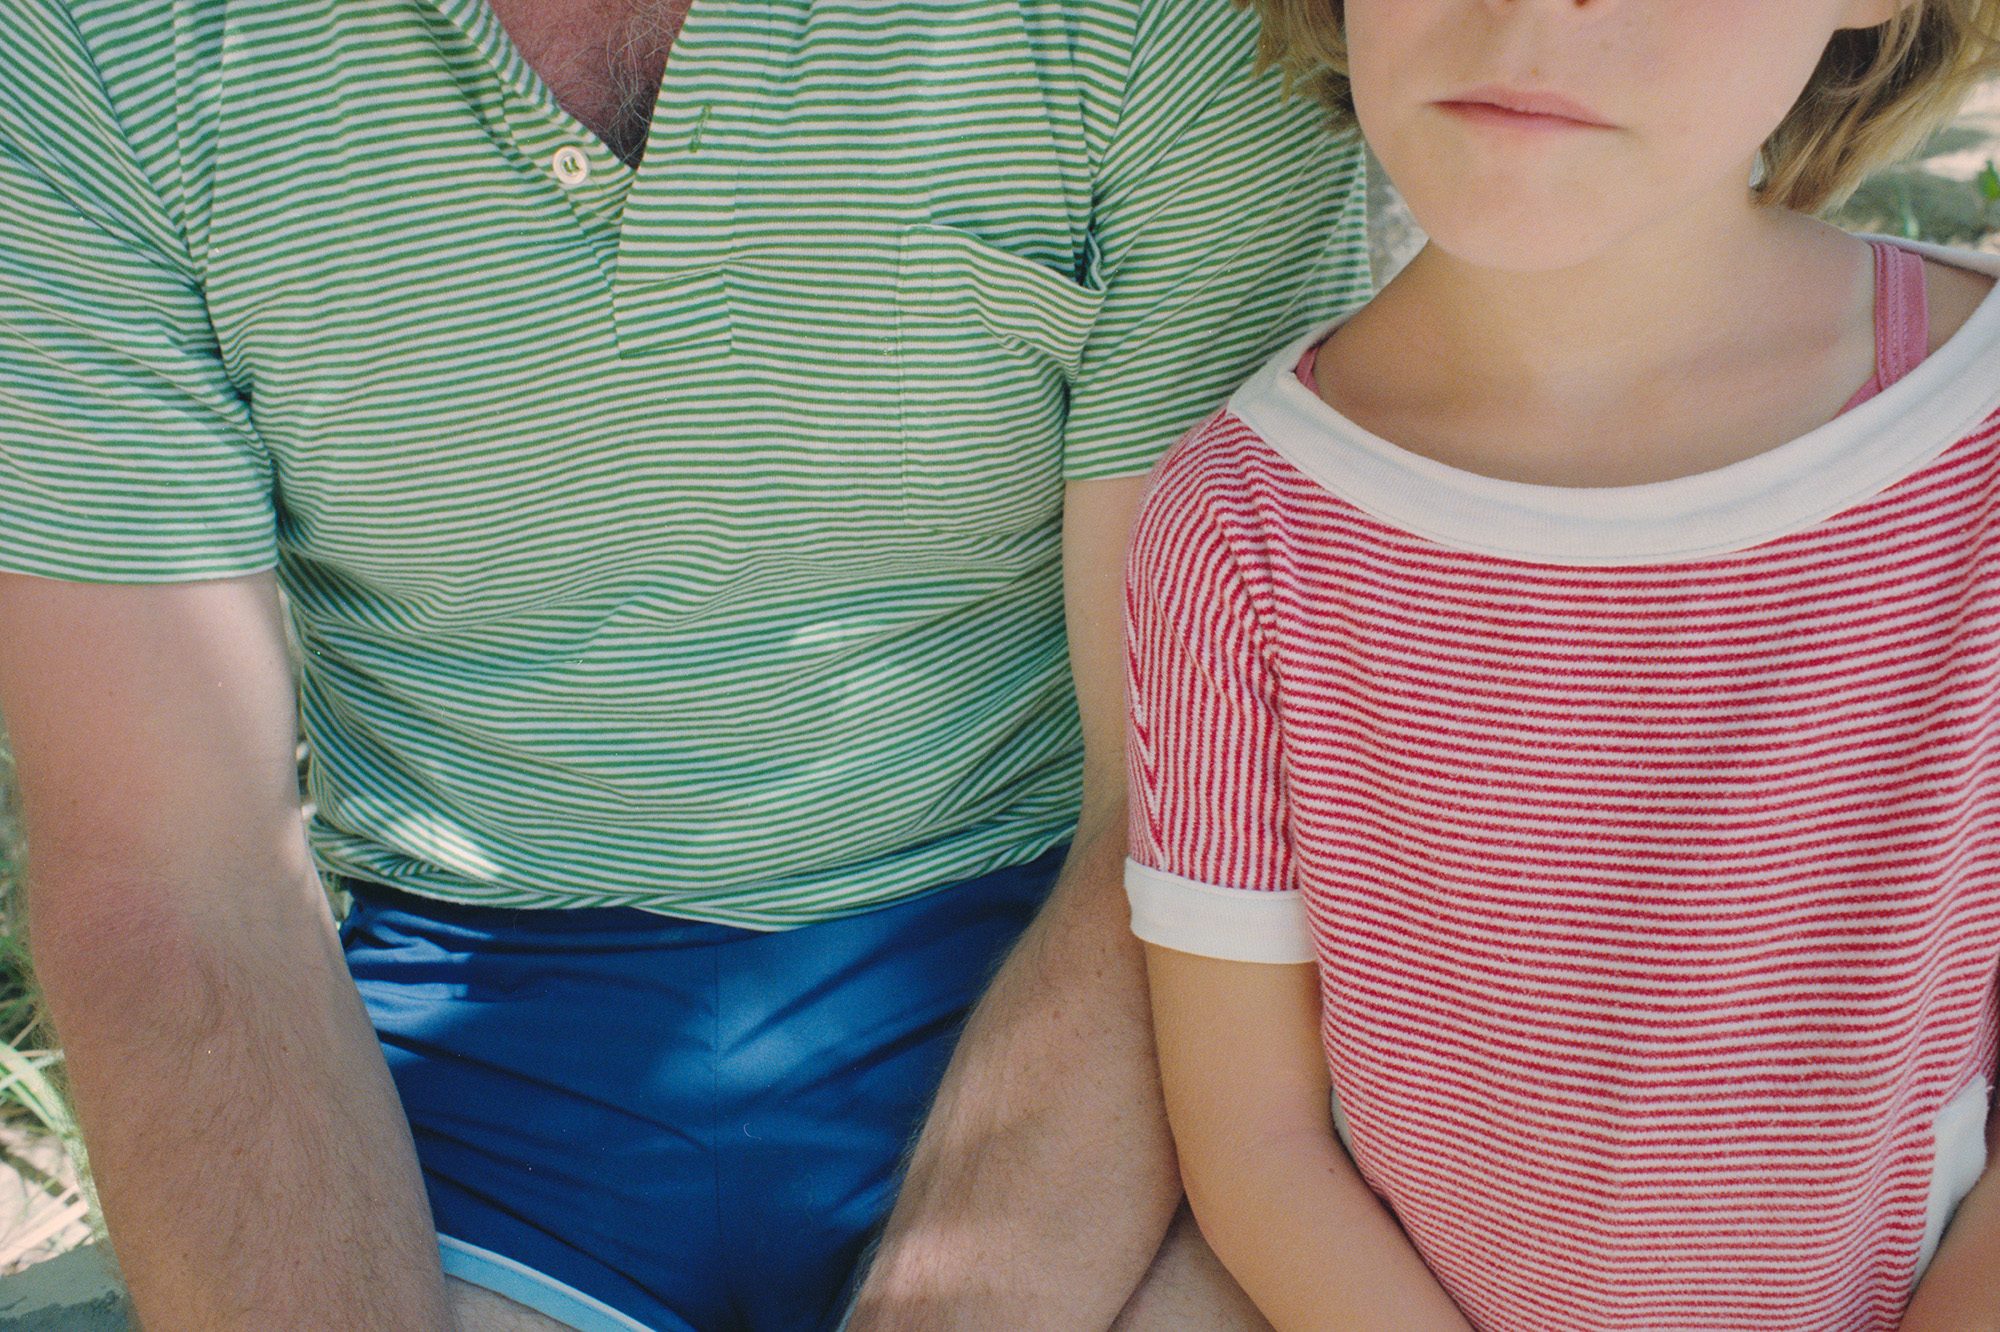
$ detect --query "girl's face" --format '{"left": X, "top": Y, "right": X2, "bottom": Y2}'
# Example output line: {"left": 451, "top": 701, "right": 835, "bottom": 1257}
{"left": 1347, "top": 0, "right": 1905, "bottom": 273}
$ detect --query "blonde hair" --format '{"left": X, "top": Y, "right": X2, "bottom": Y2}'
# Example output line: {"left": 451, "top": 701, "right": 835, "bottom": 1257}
{"left": 1245, "top": 0, "right": 2000, "bottom": 213}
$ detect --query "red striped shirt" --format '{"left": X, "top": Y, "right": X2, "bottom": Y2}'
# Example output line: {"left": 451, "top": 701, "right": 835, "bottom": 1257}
{"left": 1127, "top": 259, "right": 2000, "bottom": 1331}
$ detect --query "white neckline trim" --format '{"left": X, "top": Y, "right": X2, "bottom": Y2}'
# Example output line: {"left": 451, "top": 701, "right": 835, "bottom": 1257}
{"left": 1229, "top": 241, "right": 2000, "bottom": 566}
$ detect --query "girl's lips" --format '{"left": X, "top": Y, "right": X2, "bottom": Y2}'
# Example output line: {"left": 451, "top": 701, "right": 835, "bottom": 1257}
{"left": 1435, "top": 87, "right": 1615, "bottom": 130}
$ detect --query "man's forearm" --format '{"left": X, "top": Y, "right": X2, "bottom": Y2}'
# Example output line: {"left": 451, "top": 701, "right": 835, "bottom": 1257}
{"left": 0, "top": 573, "right": 455, "bottom": 1330}
{"left": 34, "top": 866, "right": 455, "bottom": 1332}
{"left": 844, "top": 795, "right": 1180, "bottom": 1332}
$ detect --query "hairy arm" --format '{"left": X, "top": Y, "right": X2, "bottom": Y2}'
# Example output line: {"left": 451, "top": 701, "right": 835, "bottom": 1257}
{"left": 845, "top": 474, "right": 1179, "bottom": 1331}
{"left": 839, "top": 0, "right": 1373, "bottom": 1310}
{"left": 1900, "top": 1091, "right": 2000, "bottom": 1332}
{"left": 0, "top": 573, "right": 454, "bottom": 1332}
{"left": 1147, "top": 946, "right": 1473, "bottom": 1332}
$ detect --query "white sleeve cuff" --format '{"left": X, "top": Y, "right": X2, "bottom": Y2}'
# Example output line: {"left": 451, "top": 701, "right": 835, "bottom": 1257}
{"left": 1124, "top": 860, "right": 1315, "bottom": 964}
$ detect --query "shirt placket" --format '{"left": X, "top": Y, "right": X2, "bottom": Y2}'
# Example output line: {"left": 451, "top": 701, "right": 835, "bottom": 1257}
{"left": 505, "top": 102, "right": 636, "bottom": 281}
{"left": 610, "top": 12, "right": 737, "bottom": 361}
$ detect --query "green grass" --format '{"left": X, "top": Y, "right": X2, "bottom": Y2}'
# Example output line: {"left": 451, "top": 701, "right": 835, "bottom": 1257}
{"left": 0, "top": 731, "right": 77, "bottom": 1122}
{"left": 0, "top": 731, "right": 36, "bottom": 1050}
{"left": 0, "top": 730, "right": 98, "bottom": 1269}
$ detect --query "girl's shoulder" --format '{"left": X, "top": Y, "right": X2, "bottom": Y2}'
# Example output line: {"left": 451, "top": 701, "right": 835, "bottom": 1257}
{"left": 1923, "top": 255, "right": 1997, "bottom": 354}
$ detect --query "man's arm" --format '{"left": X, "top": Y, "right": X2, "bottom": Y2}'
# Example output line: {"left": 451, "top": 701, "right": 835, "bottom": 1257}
{"left": 1147, "top": 946, "right": 1474, "bottom": 1332}
{"left": 0, "top": 572, "right": 455, "bottom": 1332}
{"left": 1900, "top": 1090, "right": 2000, "bottom": 1332}
{"left": 846, "top": 474, "right": 1189, "bottom": 1331}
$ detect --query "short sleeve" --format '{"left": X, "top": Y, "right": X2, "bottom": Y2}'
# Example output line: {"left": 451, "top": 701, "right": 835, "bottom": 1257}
{"left": 0, "top": 0, "right": 275, "bottom": 583}
{"left": 1124, "top": 416, "right": 1312, "bottom": 963}
{"left": 1062, "top": 0, "right": 1370, "bottom": 481}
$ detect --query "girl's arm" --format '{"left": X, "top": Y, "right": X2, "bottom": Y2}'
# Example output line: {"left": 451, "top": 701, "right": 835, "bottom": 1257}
{"left": 1146, "top": 942, "right": 1475, "bottom": 1332}
{"left": 1899, "top": 1091, "right": 2000, "bottom": 1332}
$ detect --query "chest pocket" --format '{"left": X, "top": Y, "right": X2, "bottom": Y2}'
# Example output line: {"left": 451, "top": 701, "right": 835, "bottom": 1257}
{"left": 894, "top": 224, "right": 1106, "bottom": 534}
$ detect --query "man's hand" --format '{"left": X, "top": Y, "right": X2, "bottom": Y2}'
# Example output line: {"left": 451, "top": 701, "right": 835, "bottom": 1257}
{"left": 0, "top": 573, "right": 454, "bottom": 1332}
{"left": 846, "top": 474, "right": 1257, "bottom": 1332}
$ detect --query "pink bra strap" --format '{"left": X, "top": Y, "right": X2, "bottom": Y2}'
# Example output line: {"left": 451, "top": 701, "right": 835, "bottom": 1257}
{"left": 1843, "top": 240, "right": 1931, "bottom": 412}
{"left": 1871, "top": 240, "right": 1931, "bottom": 386}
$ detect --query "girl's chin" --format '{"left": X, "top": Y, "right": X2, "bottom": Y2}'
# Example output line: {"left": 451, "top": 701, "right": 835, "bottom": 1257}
{"left": 1406, "top": 225, "right": 1622, "bottom": 277}
{"left": 1387, "top": 184, "right": 1625, "bottom": 275}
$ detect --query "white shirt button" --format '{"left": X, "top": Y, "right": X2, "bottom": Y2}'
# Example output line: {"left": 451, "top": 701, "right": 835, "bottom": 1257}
{"left": 552, "top": 144, "right": 592, "bottom": 186}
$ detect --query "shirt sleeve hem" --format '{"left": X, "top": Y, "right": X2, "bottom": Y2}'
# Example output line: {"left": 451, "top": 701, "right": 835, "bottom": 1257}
{"left": 0, "top": 550, "right": 280, "bottom": 584}
{"left": 1125, "top": 859, "right": 1315, "bottom": 964}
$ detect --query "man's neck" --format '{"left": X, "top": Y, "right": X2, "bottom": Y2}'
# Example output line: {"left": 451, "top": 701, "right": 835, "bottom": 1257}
{"left": 484, "top": 0, "right": 688, "bottom": 166}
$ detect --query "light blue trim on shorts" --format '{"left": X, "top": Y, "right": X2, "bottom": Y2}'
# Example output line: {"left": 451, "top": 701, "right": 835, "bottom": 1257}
{"left": 440, "top": 1235, "right": 662, "bottom": 1332}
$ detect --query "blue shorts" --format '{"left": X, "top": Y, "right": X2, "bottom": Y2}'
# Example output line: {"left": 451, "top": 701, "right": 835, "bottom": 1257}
{"left": 341, "top": 848, "right": 1063, "bottom": 1332}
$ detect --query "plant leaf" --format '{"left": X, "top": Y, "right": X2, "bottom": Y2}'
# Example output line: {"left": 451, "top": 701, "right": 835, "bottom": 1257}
{"left": 0, "top": 1044, "right": 75, "bottom": 1143}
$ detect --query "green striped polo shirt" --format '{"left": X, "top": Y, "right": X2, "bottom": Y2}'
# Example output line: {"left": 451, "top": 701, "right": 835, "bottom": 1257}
{"left": 0, "top": 0, "right": 1369, "bottom": 925}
